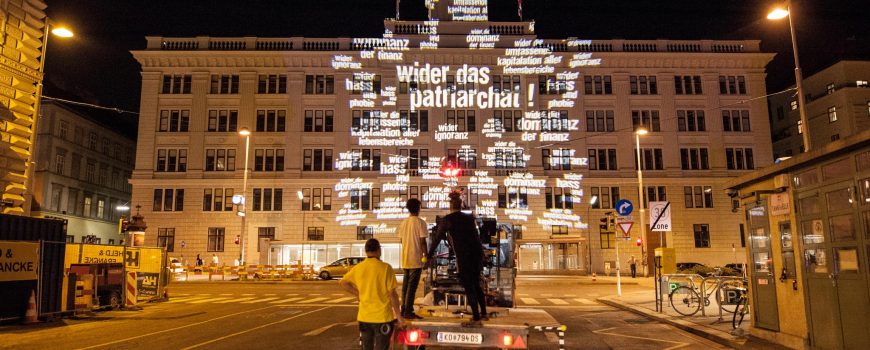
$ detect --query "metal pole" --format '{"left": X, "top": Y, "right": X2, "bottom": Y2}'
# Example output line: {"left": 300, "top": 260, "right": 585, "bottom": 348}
{"left": 240, "top": 135, "right": 250, "bottom": 265}
{"left": 788, "top": 1, "right": 811, "bottom": 152}
{"left": 616, "top": 236, "right": 622, "bottom": 297}
{"left": 635, "top": 133, "right": 648, "bottom": 276}
{"left": 586, "top": 204, "right": 592, "bottom": 275}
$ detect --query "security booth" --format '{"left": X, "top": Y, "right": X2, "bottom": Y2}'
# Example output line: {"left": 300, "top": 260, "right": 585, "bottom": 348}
{"left": 727, "top": 131, "right": 870, "bottom": 349}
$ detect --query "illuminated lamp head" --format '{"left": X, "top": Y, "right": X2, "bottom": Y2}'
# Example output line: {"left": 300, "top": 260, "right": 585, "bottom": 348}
{"left": 448, "top": 190, "right": 463, "bottom": 211}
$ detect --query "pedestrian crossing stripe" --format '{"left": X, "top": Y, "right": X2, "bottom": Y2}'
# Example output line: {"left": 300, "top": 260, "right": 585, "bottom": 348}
{"left": 270, "top": 297, "right": 307, "bottom": 304}
{"left": 325, "top": 297, "right": 356, "bottom": 304}
{"left": 169, "top": 296, "right": 212, "bottom": 303}
{"left": 214, "top": 297, "right": 256, "bottom": 304}
{"left": 240, "top": 297, "right": 281, "bottom": 304}
{"left": 298, "top": 297, "right": 329, "bottom": 304}
{"left": 189, "top": 297, "right": 232, "bottom": 304}
{"left": 547, "top": 298, "right": 569, "bottom": 305}
{"left": 521, "top": 297, "right": 540, "bottom": 305}
{"left": 575, "top": 298, "right": 596, "bottom": 305}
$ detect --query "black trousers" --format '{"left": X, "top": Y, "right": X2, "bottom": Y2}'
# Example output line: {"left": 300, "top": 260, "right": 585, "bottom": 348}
{"left": 459, "top": 271, "right": 487, "bottom": 320}
{"left": 630, "top": 264, "right": 637, "bottom": 278}
{"left": 401, "top": 268, "right": 422, "bottom": 316}
{"left": 359, "top": 320, "right": 395, "bottom": 350}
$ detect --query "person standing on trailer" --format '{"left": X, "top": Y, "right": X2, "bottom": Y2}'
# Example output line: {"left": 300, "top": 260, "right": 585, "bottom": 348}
{"left": 397, "top": 198, "right": 427, "bottom": 319}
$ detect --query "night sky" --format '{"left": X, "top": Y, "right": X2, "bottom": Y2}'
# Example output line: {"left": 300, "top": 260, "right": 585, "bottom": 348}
{"left": 42, "top": 0, "right": 870, "bottom": 122}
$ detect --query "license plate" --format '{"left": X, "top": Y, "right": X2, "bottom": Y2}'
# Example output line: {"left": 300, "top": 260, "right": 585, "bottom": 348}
{"left": 437, "top": 331, "right": 483, "bottom": 344}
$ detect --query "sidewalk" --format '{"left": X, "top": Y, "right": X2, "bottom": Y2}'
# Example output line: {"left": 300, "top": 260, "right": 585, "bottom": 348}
{"left": 597, "top": 287, "right": 791, "bottom": 349}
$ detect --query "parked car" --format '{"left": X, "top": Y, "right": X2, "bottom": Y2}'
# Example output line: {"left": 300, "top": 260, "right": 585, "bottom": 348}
{"left": 725, "top": 263, "right": 745, "bottom": 274}
{"left": 319, "top": 257, "right": 365, "bottom": 280}
{"left": 676, "top": 262, "right": 706, "bottom": 271}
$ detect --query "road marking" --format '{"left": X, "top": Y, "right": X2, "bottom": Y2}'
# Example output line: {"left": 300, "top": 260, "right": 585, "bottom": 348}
{"left": 298, "top": 297, "right": 329, "bottom": 304}
{"left": 575, "top": 298, "right": 596, "bottom": 305}
{"left": 240, "top": 297, "right": 281, "bottom": 304}
{"left": 303, "top": 321, "right": 357, "bottom": 336}
{"left": 331, "top": 293, "right": 345, "bottom": 296}
{"left": 325, "top": 297, "right": 356, "bottom": 304}
{"left": 181, "top": 307, "right": 330, "bottom": 350}
{"left": 168, "top": 296, "right": 211, "bottom": 303}
{"left": 592, "top": 326, "right": 689, "bottom": 349}
{"left": 309, "top": 293, "right": 322, "bottom": 296}
{"left": 242, "top": 293, "right": 255, "bottom": 296}
{"left": 75, "top": 305, "right": 277, "bottom": 350}
{"left": 189, "top": 297, "right": 232, "bottom": 304}
{"left": 264, "top": 293, "right": 276, "bottom": 296}
{"left": 270, "top": 297, "right": 306, "bottom": 304}
{"left": 213, "top": 297, "right": 256, "bottom": 304}
{"left": 547, "top": 298, "right": 569, "bottom": 305}
{"left": 285, "top": 293, "right": 299, "bottom": 297}
{"left": 520, "top": 298, "right": 539, "bottom": 305}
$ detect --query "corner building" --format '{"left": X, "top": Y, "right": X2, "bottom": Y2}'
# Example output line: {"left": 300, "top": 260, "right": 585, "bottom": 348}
{"left": 131, "top": 1, "right": 774, "bottom": 272}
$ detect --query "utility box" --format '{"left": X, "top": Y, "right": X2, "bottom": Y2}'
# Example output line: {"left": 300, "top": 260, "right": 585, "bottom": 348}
{"left": 655, "top": 248, "right": 676, "bottom": 274}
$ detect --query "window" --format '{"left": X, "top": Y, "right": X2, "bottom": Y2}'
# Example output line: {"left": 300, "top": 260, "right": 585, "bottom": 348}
{"left": 161, "top": 74, "right": 191, "bottom": 94}
{"left": 88, "top": 132, "right": 97, "bottom": 150}
{"left": 857, "top": 80, "right": 868, "bottom": 88}
{"left": 590, "top": 186, "right": 620, "bottom": 209}
{"left": 826, "top": 83, "right": 835, "bottom": 95}
{"left": 446, "top": 110, "right": 476, "bottom": 131}
{"left": 797, "top": 120, "right": 803, "bottom": 134}
{"left": 497, "top": 186, "right": 529, "bottom": 208}
{"left": 101, "top": 137, "right": 110, "bottom": 155}
{"left": 257, "top": 74, "right": 287, "bottom": 94}
{"left": 205, "top": 149, "right": 236, "bottom": 171}
{"left": 644, "top": 186, "right": 667, "bottom": 206}
{"left": 722, "top": 110, "right": 751, "bottom": 131}
{"left": 55, "top": 150, "right": 66, "bottom": 175}
{"left": 631, "top": 110, "right": 661, "bottom": 132}
{"left": 83, "top": 195, "right": 92, "bottom": 217}
{"left": 50, "top": 184, "right": 62, "bottom": 211}
{"left": 399, "top": 185, "right": 429, "bottom": 204}
{"left": 584, "top": 75, "right": 612, "bottom": 95}
{"left": 588, "top": 149, "right": 617, "bottom": 170}
{"left": 256, "top": 110, "right": 286, "bottom": 132}
{"left": 349, "top": 74, "right": 381, "bottom": 94}
{"left": 307, "top": 227, "right": 325, "bottom": 241}
{"left": 352, "top": 110, "right": 381, "bottom": 132}
{"left": 677, "top": 110, "right": 706, "bottom": 132}
{"left": 684, "top": 186, "right": 714, "bottom": 208}
{"left": 725, "top": 148, "right": 755, "bottom": 170}
{"left": 157, "top": 228, "right": 175, "bottom": 252}
{"left": 67, "top": 188, "right": 79, "bottom": 215}
{"left": 719, "top": 75, "right": 747, "bottom": 95}
{"left": 492, "top": 148, "right": 525, "bottom": 169}
{"left": 790, "top": 100, "right": 798, "bottom": 111}
{"left": 356, "top": 226, "right": 375, "bottom": 240}
{"left": 545, "top": 187, "right": 574, "bottom": 209}
{"left": 86, "top": 160, "right": 96, "bottom": 183}
{"left": 542, "top": 149, "right": 572, "bottom": 170}
{"left": 674, "top": 75, "right": 702, "bottom": 95}
{"left": 99, "top": 165, "right": 108, "bottom": 186}
{"left": 350, "top": 149, "right": 381, "bottom": 171}
{"left": 492, "top": 75, "right": 521, "bottom": 93}
{"left": 253, "top": 149, "right": 285, "bottom": 172}
{"left": 252, "top": 188, "right": 283, "bottom": 211}
{"left": 70, "top": 154, "right": 81, "bottom": 179}
{"left": 538, "top": 75, "right": 568, "bottom": 95}
{"left": 635, "top": 148, "right": 664, "bottom": 170}
{"left": 207, "top": 228, "right": 225, "bottom": 252}
{"left": 210, "top": 74, "right": 239, "bottom": 94}
{"left": 207, "top": 110, "right": 238, "bottom": 132}
{"left": 630, "top": 75, "right": 657, "bottom": 95}
{"left": 97, "top": 198, "right": 105, "bottom": 219}
{"left": 541, "top": 110, "right": 570, "bottom": 131}
{"left": 153, "top": 189, "right": 184, "bottom": 212}
{"left": 304, "top": 110, "right": 334, "bottom": 132}
{"left": 693, "top": 224, "right": 710, "bottom": 248}
{"left": 585, "top": 110, "right": 615, "bottom": 132}
{"left": 58, "top": 120, "right": 68, "bottom": 140}
{"left": 305, "top": 75, "right": 334, "bottom": 94}
{"left": 493, "top": 110, "right": 522, "bottom": 132}
{"left": 551, "top": 225, "right": 569, "bottom": 235}
{"left": 303, "top": 149, "right": 333, "bottom": 171}
{"left": 447, "top": 148, "right": 477, "bottom": 170}
{"left": 301, "top": 188, "right": 332, "bottom": 211}
{"left": 400, "top": 149, "right": 429, "bottom": 172}
{"left": 257, "top": 227, "right": 276, "bottom": 252}
{"left": 66, "top": 235, "right": 74, "bottom": 243}
{"left": 156, "top": 149, "right": 188, "bottom": 172}
{"left": 350, "top": 188, "right": 380, "bottom": 210}
{"left": 203, "top": 188, "right": 234, "bottom": 212}
{"left": 159, "top": 110, "right": 190, "bottom": 132}
{"left": 831, "top": 134, "right": 840, "bottom": 141}
{"left": 828, "top": 106, "right": 838, "bottom": 122}
{"left": 400, "top": 110, "right": 429, "bottom": 132}
{"left": 680, "top": 148, "right": 710, "bottom": 170}
{"left": 600, "top": 231, "right": 615, "bottom": 249}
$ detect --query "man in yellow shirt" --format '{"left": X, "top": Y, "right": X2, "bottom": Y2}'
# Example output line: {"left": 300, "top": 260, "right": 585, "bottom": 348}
{"left": 340, "top": 238, "right": 404, "bottom": 350}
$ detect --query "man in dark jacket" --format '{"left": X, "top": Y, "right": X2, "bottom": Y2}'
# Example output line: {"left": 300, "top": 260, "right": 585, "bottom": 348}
{"left": 426, "top": 191, "right": 487, "bottom": 326}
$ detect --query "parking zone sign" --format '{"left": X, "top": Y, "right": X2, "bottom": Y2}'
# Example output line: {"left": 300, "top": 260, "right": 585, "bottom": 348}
{"left": 649, "top": 201, "right": 672, "bottom": 232}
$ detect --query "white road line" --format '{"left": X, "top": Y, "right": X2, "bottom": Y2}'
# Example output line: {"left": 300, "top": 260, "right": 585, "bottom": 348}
{"left": 264, "top": 293, "right": 276, "bottom": 296}
{"left": 285, "top": 293, "right": 299, "bottom": 297}
{"left": 547, "top": 298, "right": 569, "bottom": 305}
{"left": 309, "top": 293, "right": 322, "bottom": 296}
{"left": 325, "top": 297, "right": 356, "bottom": 304}
{"left": 181, "top": 307, "right": 330, "bottom": 350}
{"left": 240, "top": 297, "right": 281, "bottom": 304}
{"left": 169, "top": 297, "right": 211, "bottom": 303}
{"left": 331, "top": 293, "right": 345, "bottom": 296}
{"left": 189, "top": 297, "right": 232, "bottom": 304}
{"left": 241, "top": 293, "right": 255, "bottom": 296}
{"left": 213, "top": 297, "right": 256, "bottom": 304}
{"left": 298, "top": 297, "right": 329, "bottom": 304}
{"left": 575, "top": 298, "right": 596, "bottom": 305}
{"left": 270, "top": 297, "right": 307, "bottom": 304}
{"left": 520, "top": 297, "right": 540, "bottom": 305}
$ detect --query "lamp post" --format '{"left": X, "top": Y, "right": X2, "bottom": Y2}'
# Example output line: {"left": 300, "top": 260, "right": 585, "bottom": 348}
{"left": 768, "top": 1, "right": 811, "bottom": 152}
{"left": 586, "top": 195, "right": 598, "bottom": 275}
{"left": 238, "top": 128, "right": 251, "bottom": 265}
{"left": 635, "top": 128, "right": 650, "bottom": 277}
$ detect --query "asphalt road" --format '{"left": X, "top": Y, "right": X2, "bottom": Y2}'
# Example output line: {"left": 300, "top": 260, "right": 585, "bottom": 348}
{"left": 0, "top": 276, "right": 729, "bottom": 349}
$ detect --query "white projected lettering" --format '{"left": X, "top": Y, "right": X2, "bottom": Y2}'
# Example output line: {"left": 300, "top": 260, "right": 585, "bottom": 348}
{"left": 434, "top": 123, "right": 469, "bottom": 141}
{"left": 374, "top": 197, "right": 409, "bottom": 219}
{"left": 337, "top": 205, "right": 366, "bottom": 226}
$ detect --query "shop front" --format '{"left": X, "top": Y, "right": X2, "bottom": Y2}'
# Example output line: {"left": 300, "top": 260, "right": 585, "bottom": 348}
{"left": 266, "top": 242, "right": 401, "bottom": 271}
{"left": 516, "top": 239, "right": 586, "bottom": 273}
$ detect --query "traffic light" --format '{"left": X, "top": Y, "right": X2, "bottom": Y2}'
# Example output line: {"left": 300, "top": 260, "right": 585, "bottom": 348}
{"left": 439, "top": 161, "right": 460, "bottom": 178}
{"left": 599, "top": 217, "right": 609, "bottom": 231}
{"left": 636, "top": 237, "right": 643, "bottom": 246}
{"left": 599, "top": 212, "right": 616, "bottom": 232}
{"left": 234, "top": 235, "right": 240, "bottom": 245}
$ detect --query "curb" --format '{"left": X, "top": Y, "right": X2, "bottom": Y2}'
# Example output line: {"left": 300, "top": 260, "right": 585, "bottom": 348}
{"left": 597, "top": 296, "right": 746, "bottom": 349}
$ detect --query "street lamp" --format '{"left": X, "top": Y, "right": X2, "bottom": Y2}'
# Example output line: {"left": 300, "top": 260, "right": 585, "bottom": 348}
{"left": 587, "top": 195, "right": 598, "bottom": 275}
{"left": 635, "top": 128, "right": 650, "bottom": 277}
{"left": 238, "top": 128, "right": 251, "bottom": 266}
{"left": 768, "top": 1, "right": 811, "bottom": 152}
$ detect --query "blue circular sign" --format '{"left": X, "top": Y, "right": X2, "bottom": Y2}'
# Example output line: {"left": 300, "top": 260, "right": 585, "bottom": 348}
{"left": 616, "top": 199, "right": 633, "bottom": 216}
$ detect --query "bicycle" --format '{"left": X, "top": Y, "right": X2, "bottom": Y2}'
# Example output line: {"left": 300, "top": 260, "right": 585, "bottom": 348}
{"left": 731, "top": 281, "right": 750, "bottom": 329}
{"left": 668, "top": 271, "right": 743, "bottom": 316}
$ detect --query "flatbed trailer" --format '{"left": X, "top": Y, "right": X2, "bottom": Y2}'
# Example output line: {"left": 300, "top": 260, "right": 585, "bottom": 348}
{"left": 393, "top": 305, "right": 565, "bottom": 349}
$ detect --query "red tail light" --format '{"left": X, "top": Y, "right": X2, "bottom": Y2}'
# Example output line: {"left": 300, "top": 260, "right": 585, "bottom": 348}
{"left": 503, "top": 334, "right": 514, "bottom": 346}
{"left": 399, "top": 328, "right": 426, "bottom": 345}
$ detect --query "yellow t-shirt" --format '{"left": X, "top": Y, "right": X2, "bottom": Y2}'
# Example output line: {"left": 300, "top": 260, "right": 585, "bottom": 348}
{"left": 341, "top": 257, "right": 398, "bottom": 323}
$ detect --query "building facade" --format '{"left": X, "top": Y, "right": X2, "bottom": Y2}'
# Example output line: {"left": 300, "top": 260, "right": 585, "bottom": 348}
{"left": 770, "top": 60, "right": 870, "bottom": 158}
{"left": 29, "top": 101, "right": 135, "bottom": 244}
{"left": 131, "top": 1, "right": 774, "bottom": 272}
{"left": 0, "top": 0, "right": 49, "bottom": 215}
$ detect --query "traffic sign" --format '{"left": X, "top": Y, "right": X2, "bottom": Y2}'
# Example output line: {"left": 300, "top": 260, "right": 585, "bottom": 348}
{"left": 618, "top": 221, "right": 633, "bottom": 238}
{"left": 649, "top": 201, "right": 672, "bottom": 232}
{"left": 616, "top": 199, "right": 633, "bottom": 216}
